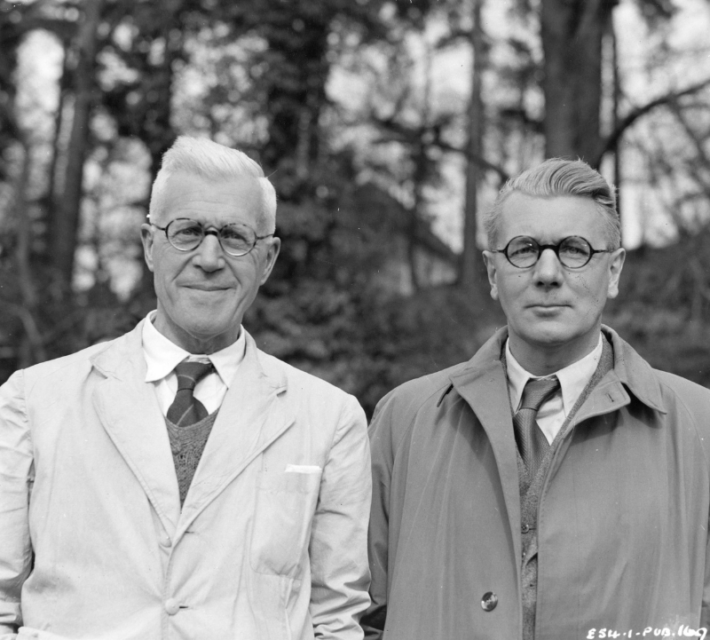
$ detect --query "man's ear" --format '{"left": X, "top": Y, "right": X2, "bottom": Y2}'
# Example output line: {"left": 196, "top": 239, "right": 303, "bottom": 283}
{"left": 606, "top": 247, "right": 626, "bottom": 299}
{"left": 140, "top": 224, "right": 155, "bottom": 273}
{"left": 482, "top": 250, "right": 499, "bottom": 301}
{"left": 259, "top": 237, "right": 281, "bottom": 285}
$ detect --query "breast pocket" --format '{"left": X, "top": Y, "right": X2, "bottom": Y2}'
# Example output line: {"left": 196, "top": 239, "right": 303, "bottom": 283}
{"left": 250, "top": 466, "right": 323, "bottom": 576}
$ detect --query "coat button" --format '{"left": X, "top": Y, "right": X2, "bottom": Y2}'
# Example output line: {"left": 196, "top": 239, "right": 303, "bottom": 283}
{"left": 521, "top": 523, "right": 530, "bottom": 533}
{"left": 160, "top": 535, "right": 172, "bottom": 548}
{"left": 481, "top": 592, "right": 498, "bottom": 612}
{"left": 165, "top": 598, "right": 180, "bottom": 615}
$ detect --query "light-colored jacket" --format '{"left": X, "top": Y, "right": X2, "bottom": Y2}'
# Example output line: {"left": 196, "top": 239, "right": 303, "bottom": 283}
{"left": 364, "top": 327, "right": 710, "bottom": 640}
{"left": 0, "top": 320, "right": 371, "bottom": 640}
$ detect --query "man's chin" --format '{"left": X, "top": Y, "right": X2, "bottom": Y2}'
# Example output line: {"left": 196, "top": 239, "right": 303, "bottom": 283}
{"left": 515, "top": 322, "right": 579, "bottom": 351}
{"left": 158, "top": 314, "right": 241, "bottom": 353}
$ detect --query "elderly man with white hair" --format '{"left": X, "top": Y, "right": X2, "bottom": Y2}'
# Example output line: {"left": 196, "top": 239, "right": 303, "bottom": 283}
{"left": 0, "top": 137, "right": 371, "bottom": 640}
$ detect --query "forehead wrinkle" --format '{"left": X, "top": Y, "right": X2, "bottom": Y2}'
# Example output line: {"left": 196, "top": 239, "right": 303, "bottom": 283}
{"left": 178, "top": 219, "right": 256, "bottom": 232}
{"left": 514, "top": 233, "right": 594, "bottom": 245}
{"left": 165, "top": 205, "right": 260, "bottom": 231}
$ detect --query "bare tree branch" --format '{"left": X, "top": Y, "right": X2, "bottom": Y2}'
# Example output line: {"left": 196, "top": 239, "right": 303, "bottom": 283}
{"left": 370, "top": 114, "right": 509, "bottom": 181}
{"left": 435, "top": 139, "right": 509, "bottom": 182}
{"left": 596, "top": 77, "right": 710, "bottom": 165}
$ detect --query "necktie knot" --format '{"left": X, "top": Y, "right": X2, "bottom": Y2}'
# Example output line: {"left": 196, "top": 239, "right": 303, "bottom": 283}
{"left": 174, "top": 361, "right": 213, "bottom": 391}
{"left": 168, "top": 360, "right": 214, "bottom": 427}
{"left": 519, "top": 377, "right": 560, "bottom": 412}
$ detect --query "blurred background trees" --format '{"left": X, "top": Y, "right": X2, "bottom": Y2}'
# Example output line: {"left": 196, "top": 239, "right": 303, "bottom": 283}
{"left": 2, "top": 0, "right": 710, "bottom": 413}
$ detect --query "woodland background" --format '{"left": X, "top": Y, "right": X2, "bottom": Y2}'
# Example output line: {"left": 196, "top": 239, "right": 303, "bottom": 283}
{"left": 3, "top": 0, "right": 710, "bottom": 415}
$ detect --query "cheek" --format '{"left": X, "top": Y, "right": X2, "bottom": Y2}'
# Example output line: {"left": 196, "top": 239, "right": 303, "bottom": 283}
{"left": 498, "top": 274, "right": 526, "bottom": 299}
{"left": 571, "top": 274, "right": 609, "bottom": 306}
{"left": 153, "top": 255, "right": 187, "bottom": 297}
{"left": 493, "top": 284, "right": 518, "bottom": 316}
{"left": 233, "top": 261, "right": 264, "bottom": 288}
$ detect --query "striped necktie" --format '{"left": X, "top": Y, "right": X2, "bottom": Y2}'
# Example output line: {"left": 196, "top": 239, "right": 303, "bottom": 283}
{"left": 513, "top": 377, "right": 560, "bottom": 475}
{"left": 167, "top": 360, "right": 214, "bottom": 427}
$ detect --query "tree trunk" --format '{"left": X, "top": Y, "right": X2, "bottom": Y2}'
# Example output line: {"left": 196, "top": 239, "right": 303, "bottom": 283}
{"left": 15, "top": 136, "right": 47, "bottom": 367}
{"left": 609, "top": 15, "right": 622, "bottom": 235}
{"left": 460, "top": 0, "right": 485, "bottom": 291}
{"left": 541, "top": 0, "right": 616, "bottom": 163}
{"left": 144, "top": 9, "right": 182, "bottom": 179}
{"left": 45, "top": 41, "right": 69, "bottom": 260}
{"left": 408, "top": 42, "right": 436, "bottom": 295}
{"left": 260, "top": 3, "right": 330, "bottom": 185}
{"left": 48, "top": 0, "right": 103, "bottom": 289}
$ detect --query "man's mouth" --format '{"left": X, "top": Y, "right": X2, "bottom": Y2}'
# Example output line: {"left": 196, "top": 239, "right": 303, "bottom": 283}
{"left": 184, "top": 283, "right": 231, "bottom": 292}
{"left": 529, "top": 303, "right": 568, "bottom": 310}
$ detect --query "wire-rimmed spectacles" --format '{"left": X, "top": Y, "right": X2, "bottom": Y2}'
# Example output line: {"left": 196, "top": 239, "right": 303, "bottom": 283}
{"left": 494, "top": 236, "right": 613, "bottom": 269}
{"left": 150, "top": 218, "right": 273, "bottom": 257}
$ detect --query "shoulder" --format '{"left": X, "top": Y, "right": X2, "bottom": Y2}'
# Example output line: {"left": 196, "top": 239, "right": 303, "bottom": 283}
{"left": 256, "top": 349, "right": 351, "bottom": 396}
{"left": 255, "top": 348, "right": 365, "bottom": 419}
{"left": 620, "top": 346, "right": 710, "bottom": 459}
{"left": 612, "top": 325, "right": 710, "bottom": 414}
{"left": 0, "top": 338, "right": 123, "bottom": 423}
{"left": 9, "top": 339, "right": 119, "bottom": 395}
{"left": 371, "top": 361, "right": 470, "bottom": 431}
{"left": 655, "top": 368, "right": 710, "bottom": 395}
{"left": 390, "top": 363, "right": 465, "bottom": 402}
{"left": 366, "top": 361, "right": 473, "bottom": 476}
{"left": 608, "top": 326, "right": 710, "bottom": 424}
{"left": 373, "top": 327, "right": 507, "bottom": 421}
{"left": 650, "top": 368, "right": 710, "bottom": 466}
{"left": 654, "top": 368, "right": 710, "bottom": 416}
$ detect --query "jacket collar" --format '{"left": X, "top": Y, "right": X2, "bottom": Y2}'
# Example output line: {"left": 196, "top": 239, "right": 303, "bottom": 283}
{"left": 91, "top": 319, "right": 287, "bottom": 390}
{"left": 445, "top": 325, "right": 667, "bottom": 415}
{"left": 602, "top": 326, "right": 666, "bottom": 414}
{"left": 90, "top": 319, "right": 292, "bottom": 537}
{"left": 90, "top": 320, "right": 146, "bottom": 381}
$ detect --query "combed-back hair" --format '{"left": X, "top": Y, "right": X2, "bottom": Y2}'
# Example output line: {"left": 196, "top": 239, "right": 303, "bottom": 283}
{"left": 484, "top": 158, "right": 620, "bottom": 250}
{"left": 149, "top": 136, "right": 277, "bottom": 233}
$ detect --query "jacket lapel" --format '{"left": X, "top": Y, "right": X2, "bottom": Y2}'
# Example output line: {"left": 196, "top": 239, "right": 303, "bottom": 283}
{"left": 557, "top": 326, "right": 668, "bottom": 428}
{"left": 91, "top": 322, "right": 182, "bottom": 535}
{"left": 178, "top": 333, "right": 295, "bottom": 532}
{"left": 443, "top": 325, "right": 669, "bottom": 577}
{"left": 450, "top": 328, "right": 523, "bottom": 562}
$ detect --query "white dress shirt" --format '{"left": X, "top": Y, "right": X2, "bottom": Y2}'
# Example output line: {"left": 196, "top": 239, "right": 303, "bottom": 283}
{"left": 505, "top": 334, "right": 603, "bottom": 444}
{"left": 141, "top": 311, "right": 246, "bottom": 416}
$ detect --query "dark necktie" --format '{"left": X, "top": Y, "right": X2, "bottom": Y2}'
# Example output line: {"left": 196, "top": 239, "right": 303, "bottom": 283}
{"left": 513, "top": 377, "right": 560, "bottom": 475}
{"left": 167, "top": 360, "right": 214, "bottom": 427}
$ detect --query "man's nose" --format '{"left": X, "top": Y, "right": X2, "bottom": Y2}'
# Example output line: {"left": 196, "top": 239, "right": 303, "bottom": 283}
{"left": 533, "top": 247, "right": 564, "bottom": 284}
{"left": 193, "top": 233, "right": 225, "bottom": 271}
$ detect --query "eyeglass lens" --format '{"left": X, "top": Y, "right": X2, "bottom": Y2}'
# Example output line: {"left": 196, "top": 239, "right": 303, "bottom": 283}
{"left": 166, "top": 219, "right": 256, "bottom": 256}
{"left": 505, "top": 236, "right": 593, "bottom": 268}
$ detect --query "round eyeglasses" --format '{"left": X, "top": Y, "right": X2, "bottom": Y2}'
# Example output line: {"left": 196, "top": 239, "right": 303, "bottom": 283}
{"left": 150, "top": 218, "right": 273, "bottom": 257}
{"left": 494, "top": 236, "right": 613, "bottom": 269}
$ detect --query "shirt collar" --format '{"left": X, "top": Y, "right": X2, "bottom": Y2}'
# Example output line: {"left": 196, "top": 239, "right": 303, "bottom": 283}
{"left": 141, "top": 311, "right": 246, "bottom": 386}
{"left": 506, "top": 334, "right": 603, "bottom": 413}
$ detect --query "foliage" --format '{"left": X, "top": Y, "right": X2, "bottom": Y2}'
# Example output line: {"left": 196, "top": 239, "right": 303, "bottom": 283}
{"left": 606, "top": 230, "right": 710, "bottom": 388}
{"left": 3, "top": 0, "right": 710, "bottom": 415}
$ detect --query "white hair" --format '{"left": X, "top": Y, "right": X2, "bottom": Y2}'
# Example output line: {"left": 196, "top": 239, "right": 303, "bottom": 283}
{"left": 149, "top": 136, "right": 277, "bottom": 233}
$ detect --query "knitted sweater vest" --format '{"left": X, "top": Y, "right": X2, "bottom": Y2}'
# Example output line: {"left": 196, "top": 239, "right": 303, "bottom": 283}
{"left": 165, "top": 411, "right": 219, "bottom": 506}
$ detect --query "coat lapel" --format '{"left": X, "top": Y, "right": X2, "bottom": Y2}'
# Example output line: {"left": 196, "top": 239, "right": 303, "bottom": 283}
{"left": 450, "top": 328, "right": 523, "bottom": 563}
{"left": 91, "top": 322, "right": 181, "bottom": 535}
{"left": 178, "top": 333, "right": 295, "bottom": 532}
